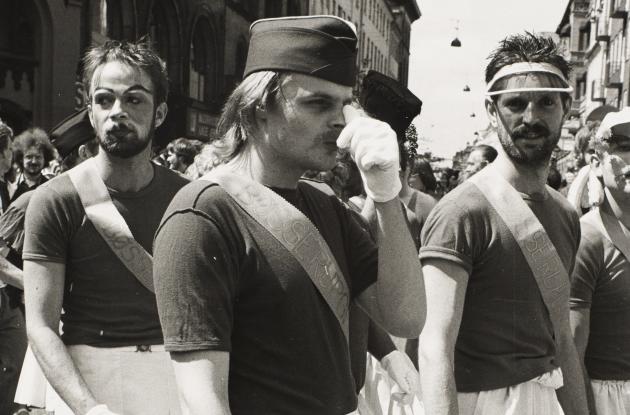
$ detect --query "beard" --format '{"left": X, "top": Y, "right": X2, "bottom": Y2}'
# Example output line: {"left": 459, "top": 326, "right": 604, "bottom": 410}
{"left": 498, "top": 122, "right": 560, "bottom": 167}
{"left": 99, "top": 118, "right": 154, "bottom": 159}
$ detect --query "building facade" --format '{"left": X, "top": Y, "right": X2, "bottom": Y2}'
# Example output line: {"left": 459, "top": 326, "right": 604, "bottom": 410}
{"left": 557, "top": 0, "right": 629, "bottom": 122}
{"left": 0, "top": 0, "right": 309, "bottom": 147}
{"left": 309, "top": 0, "right": 420, "bottom": 86}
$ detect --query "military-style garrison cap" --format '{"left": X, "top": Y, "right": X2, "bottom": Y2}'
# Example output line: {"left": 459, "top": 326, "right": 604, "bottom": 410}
{"left": 360, "top": 70, "right": 422, "bottom": 137}
{"left": 49, "top": 108, "right": 95, "bottom": 158}
{"left": 243, "top": 15, "right": 358, "bottom": 86}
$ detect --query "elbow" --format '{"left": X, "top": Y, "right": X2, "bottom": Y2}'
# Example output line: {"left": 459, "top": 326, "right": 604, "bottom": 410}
{"left": 380, "top": 299, "right": 426, "bottom": 338}
{"left": 383, "top": 312, "right": 424, "bottom": 338}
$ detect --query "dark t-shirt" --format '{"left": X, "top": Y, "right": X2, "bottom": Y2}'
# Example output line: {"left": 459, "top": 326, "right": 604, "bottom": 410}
{"left": 570, "top": 210, "right": 630, "bottom": 380}
{"left": 22, "top": 164, "right": 189, "bottom": 347}
{"left": 420, "top": 180, "right": 580, "bottom": 392}
{"left": 153, "top": 178, "right": 378, "bottom": 415}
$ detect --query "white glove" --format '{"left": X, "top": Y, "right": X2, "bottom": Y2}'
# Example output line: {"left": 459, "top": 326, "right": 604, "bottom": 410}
{"left": 380, "top": 350, "right": 420, "bottom": 404}
{"left": 85, "top": 404, "right": 120, "bottom": 415}
{"left": 337, "top": 105, "right": 402, "bottom": 203}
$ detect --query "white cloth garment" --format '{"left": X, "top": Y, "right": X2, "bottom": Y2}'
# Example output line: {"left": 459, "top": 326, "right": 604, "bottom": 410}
{"left": 591, "top": 379, "right": 630, "bottom": 415}
{"left": 457, "top": 368, "right": 564, "bottom": 415}
{"left": 43, "top": 345, "right": 180, "bottom": 415}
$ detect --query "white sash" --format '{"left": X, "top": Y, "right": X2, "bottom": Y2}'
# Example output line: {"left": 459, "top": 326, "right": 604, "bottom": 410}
{"left": 598, "top": 194, "right": 630, "bottom": 262}
{"left": 67, "top": 159, "right": 154, "bottom": 292}
{"left": 469, "top": 169, "right": 570, "bottom": 339}
{"left": 200, "top": 167, "right": 350, "bottom": 343}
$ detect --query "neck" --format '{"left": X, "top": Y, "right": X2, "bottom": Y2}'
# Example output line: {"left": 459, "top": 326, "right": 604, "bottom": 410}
{"left": 92, "top": 146, "right": 154, "bottom": 192}
{"left": 22, "top": 170, "right": 41, "bottom": 185}
{"left": 226, "top": 144, "right": 303, "bottom": 189}
{"left": 491, "top": 153, "right": 550, "bottom": 196}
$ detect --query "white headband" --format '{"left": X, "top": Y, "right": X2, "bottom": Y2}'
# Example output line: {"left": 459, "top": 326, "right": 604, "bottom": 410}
{"left": 485, "top": 62, "right": 573, "bottom": 97}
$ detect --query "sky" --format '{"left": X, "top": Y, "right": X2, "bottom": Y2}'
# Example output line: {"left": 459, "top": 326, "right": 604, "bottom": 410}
{"left": 407, "top": 0, "right": 569, "bottom": 159}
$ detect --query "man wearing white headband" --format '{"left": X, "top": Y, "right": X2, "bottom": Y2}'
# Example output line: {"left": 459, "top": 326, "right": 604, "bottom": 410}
{"left": 419, "top": 33, "right": 589, "bottom": 415}
{"left": 570, "top": 107, "right": 630, "bottom": 414}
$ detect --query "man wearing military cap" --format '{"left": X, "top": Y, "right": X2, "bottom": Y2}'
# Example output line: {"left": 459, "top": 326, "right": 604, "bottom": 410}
{"left": 153, "top": 15, "right": 424, "bottom": 415}
{"left": 570, "top": 107, "right": 630, "bottom": 414}
{"left": 419, "top": 33, "right": 588, "bottom": 414}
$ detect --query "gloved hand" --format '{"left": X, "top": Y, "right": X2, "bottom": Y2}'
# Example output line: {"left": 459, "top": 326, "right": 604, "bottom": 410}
{"left": 337, "top": 105, "right": 402, "bottom": 203}
{"left": 85, "top": 404, "right": 120, "bottom": 415}
{"left": 380, "top": 350, "right": 420, "bottom": 404}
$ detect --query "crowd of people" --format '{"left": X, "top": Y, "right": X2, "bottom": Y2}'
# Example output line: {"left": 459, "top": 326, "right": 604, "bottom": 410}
{"left": 1, "top": 13, "right": 630, "bottom": 415}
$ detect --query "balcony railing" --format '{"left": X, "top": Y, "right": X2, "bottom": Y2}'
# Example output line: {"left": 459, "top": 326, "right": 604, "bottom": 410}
{"left": 611, "top": 0, "right": 628, "bottom": 18}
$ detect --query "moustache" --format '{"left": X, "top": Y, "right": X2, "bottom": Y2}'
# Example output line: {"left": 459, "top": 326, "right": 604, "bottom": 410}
{"left": 511, "top": 124, "right": 550, "bottom": 139}
{"left": 107, "top": 124, "right": 135, "bottom": 137}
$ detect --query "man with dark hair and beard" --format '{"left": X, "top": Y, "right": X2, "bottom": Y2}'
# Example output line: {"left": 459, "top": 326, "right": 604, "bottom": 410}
{"left": 418, "top": 33, "right": 589, "bottom": 415}
{"left": 21, "top": 40, "right": 188, "bottom": 415}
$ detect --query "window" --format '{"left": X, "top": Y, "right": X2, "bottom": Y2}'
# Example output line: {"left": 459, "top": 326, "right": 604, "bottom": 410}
{"left": 188, "top": 18, "right": 217, "bottom": 103}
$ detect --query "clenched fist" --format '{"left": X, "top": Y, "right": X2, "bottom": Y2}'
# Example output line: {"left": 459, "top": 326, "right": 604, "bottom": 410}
{"left": 337, "top": 105, "right": 402, "bottom": 203}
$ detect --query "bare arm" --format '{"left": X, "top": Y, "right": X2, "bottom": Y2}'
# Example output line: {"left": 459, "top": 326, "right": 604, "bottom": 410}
{"left": 568, "top": 307, "right": 596, "bottom": 414}
{"left": 170, "top": 350, "right": 231, "bottom": 415}
{"left": 0, "top": 253, "right": 23, "bottom": 289}
{"left": 24, "top": 260, "right": 100, "bottom": 414}
{"left": 357, "top": 198, "right": 425, "bottom": 338}
{"left": 418, "top": 258, "right": 468, "bottom": 415}
{"left": 0, "top": 243, "right": 23, "bottom": 289}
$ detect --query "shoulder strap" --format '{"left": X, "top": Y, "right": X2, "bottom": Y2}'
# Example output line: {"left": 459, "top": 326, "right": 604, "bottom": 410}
{"left": 469, "top": 169, "right": 570, "bottom": 339}
{"left": 598, "top": 196, "right": 630, "bottom": 262}
{"left": 200, "top": 168, "right": 350, "bottom": 344}
{"left": 67, "top": 159, "right": 154, "bottom": 292}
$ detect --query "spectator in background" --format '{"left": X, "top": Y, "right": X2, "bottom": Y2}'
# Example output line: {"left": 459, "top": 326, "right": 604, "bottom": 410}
{"left": 10, "top": 128, "right": 55, "bottom": 202}
{"left": 408, "top": 157, "right": 438, "bottom": 199}
{"left": 184, "top": 143, "right": 221, "bottom": 179}
{"left": 547, "top": 167, "right": 563, "bottom": 191}
{"left": 462, "top": 144, "right": 498, "bottom": 181}
{"left": 166, "top": 137, "right": 202, "bottom": 174}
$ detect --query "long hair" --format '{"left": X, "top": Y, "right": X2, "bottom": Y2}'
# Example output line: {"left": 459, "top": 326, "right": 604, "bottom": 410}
{"left": 213, "top": 71, "right": 284, "bottom": 163}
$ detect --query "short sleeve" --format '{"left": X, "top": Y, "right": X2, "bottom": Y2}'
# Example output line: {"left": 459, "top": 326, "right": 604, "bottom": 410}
{"left": 419, "top": 200, "right": 477, "bottom": 274}
{"left": 153, "top": 209, "right": 237, "bottom": 352}
{"left": 23, "top": 185, "right": 72, "bottom": 263}
{"left": 570, "top": 224, "right": 605, "bottom": 309}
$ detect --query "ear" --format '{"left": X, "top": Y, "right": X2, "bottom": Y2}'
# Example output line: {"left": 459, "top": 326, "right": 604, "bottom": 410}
{"left": 77, "top": 143, "right": 94, "bottom": 161}
{"left": 154, "top": 102, "right": 168, "bottom": 128}
{"left": 87, "top": 104, "right": 95, "bottom": 128}
{"left": 485, "top": 98, "right": 499, "bottom": 129}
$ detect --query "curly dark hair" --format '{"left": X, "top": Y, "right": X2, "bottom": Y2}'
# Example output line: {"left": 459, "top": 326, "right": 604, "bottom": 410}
{"left": 485, "top": 32, "right": 571, "bottom": 85}
{"left": 82, "top": 38, "right": 169, "bottom": 105}
{"left": 13, "top": 127, "right": 56, "bottom": 168}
